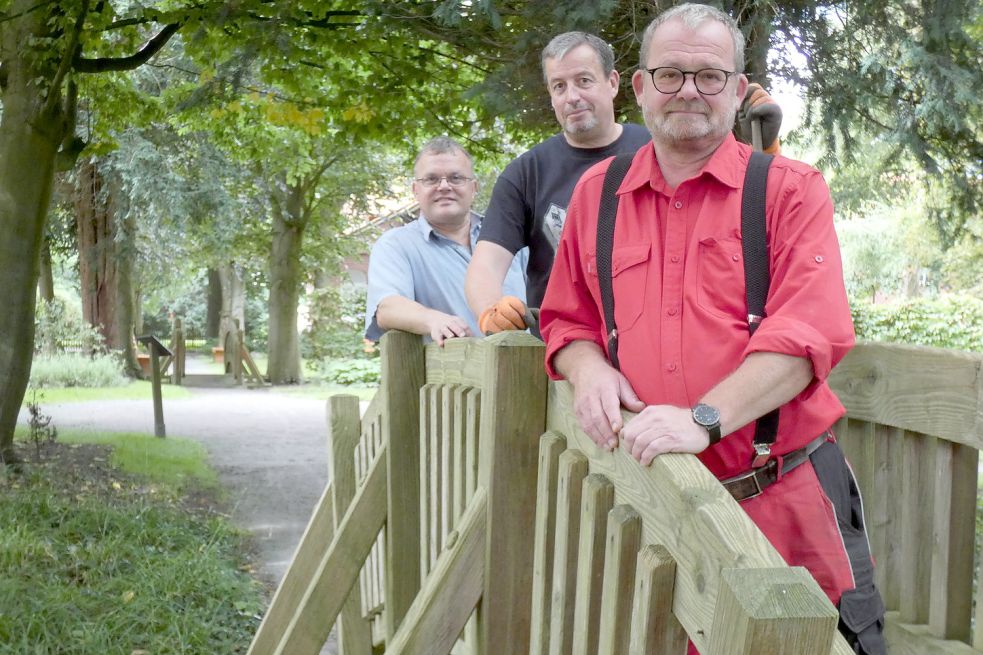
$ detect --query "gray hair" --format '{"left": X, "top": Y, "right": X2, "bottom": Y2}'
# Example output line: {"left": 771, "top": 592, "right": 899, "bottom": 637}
{"left": 541, "top": 32, "right": 616, "bottom": 83}
{"left": 414, "top": 136, "right": 472, "bottom": 168}
{"left": 639, "top": 3, "right": 745, "bottom": 73}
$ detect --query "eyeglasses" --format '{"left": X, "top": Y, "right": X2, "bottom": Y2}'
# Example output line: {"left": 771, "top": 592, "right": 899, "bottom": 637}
{"left": 415, "top": 174, "right": 474, "bottom": 188}
{"left": 643, "top": 67, "right": 736, "bottom": 96}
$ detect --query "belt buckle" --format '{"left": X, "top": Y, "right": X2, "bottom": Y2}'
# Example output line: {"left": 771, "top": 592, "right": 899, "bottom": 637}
{"left": 751, "top": 443, "right": 771, "bottom": 469}
{"left": 724, "top": 467, "right": 765, "bottom": 501}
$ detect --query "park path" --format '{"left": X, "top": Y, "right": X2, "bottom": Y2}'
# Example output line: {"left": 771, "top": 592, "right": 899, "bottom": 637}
{"left": 18, "top": 355, "right": 359, "bottom": 653}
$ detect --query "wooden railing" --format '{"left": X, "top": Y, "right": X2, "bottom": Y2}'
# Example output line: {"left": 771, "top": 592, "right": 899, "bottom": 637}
{"left": 247, "top": 331, "right": 983, "bottom": 655}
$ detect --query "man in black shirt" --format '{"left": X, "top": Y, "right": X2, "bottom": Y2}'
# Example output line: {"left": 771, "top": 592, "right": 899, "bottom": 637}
{"left": 466, "top": 32, "right": 651, "bottom": 335}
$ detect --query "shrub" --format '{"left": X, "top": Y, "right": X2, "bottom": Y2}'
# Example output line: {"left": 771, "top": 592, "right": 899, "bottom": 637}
{"left": 30, "top": 353, "right": 129, "bottom": 388}
{"left": 303, "top": 285, "right": 376, "bottom": 361}
{"left": 851, "top": 294, "right": 983, "bottom": 352}
{"left": 34, "top": 298, "right": 107, "bottom": 355}
{"left": 318, "top": 358, "right": 381, "bottom": 386}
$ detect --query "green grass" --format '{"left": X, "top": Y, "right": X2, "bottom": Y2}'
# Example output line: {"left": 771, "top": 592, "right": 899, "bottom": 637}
{"left": 270, "top": 382, "right": 377, "bottom": 402}
{"left": 26, "top": 381, "right": 192, "bottom": 405}
{"left": 57, "top": 430, "right": 219, "bottom": 491}
{"left": 0, "top": 434, "right": 263, "bottom": 654}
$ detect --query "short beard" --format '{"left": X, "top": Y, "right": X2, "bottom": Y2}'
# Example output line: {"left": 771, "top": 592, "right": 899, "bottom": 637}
{"left": 564, "top": 113, "right": 599, "bottom": 136}
{"left": 645, "top": 99, "right": 736, "bottom": 145}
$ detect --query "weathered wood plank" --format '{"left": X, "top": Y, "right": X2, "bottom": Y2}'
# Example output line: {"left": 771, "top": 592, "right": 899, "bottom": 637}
{"left": 900, "top": 431, "right": 936, "bottom": 624}
{"left": 929, "top": 439, "right": 976, "bottom": 641}
{"left": 597, "top": 505, "right": 642, "bottom": 655}
{"left": 380, "top": 330, "right": 425, "bottom": 639}
{"left": 453, "top": 386, "right": 467, "bottom": 522}
{"left": 546, "top": 381, "right": 854, "bottom": 655}
{"left": 425, "top": 337, "right": 487, "bottom": 387}
{"left": 429, "top": 385, "right": 444, "bottom": 571}
{"left": 886, "top": 612, "right": 983, "bottom": 655}
{"left": 271, "top": 446, "right": 388, "bottom": 655}
{"left": 828, "top": 343, "right": 983, "bottom": 448}
{"left": 871, "top": 424, "right": 903, "bottom": 608}
{"left": 572, "top": 474, "right": 615, "bottom": 655}
{"left": 628, "top": 545, "right": 687, "bottom": 655}
{"left": 476, "top": 332, "right": 548, "bottom": 655}
{"left": 529, "top": 432, "right": 566, "bottom": 655}
{"left": 548, "top": 450, "right": 589, "bottom": 655}
{"left": 707, "top": 567, "right": 838, "bottom": 655}
{"left": 328, "top": 396, "right": 373, "bottom": 655}
{"left": 419, "top": 384, "right": 433, "bottom": 583}
{"left": 441, "top": 384, "right": 458, "bottom": 537}
{"left": 247, "top": 481, "right": 335, "bottom": 655}
{"left": 384, "top": 490, "right": 488, "bottom": 655}
{"left": 464, "top": 388, "right": 480, "bottom": 506}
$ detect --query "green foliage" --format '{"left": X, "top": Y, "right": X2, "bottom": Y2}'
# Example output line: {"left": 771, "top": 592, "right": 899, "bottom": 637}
{"left": 21, "top": 382, "right": 192, "bottom": 405}
{"left": 34, "top": 298, "right": 107, "bottom": 355}
{"left": 303, "top": 285, "right": 373, "bottom": 360}
{"left": 851, "top": 295, "right": 983, "bottom": 352}
{"left": 0, "top": 474, "right": 261, "bottom": 654}
{"left": 30, "top": 354, "right": 129, "bottom": 389}
{"left": 23, "top": 390, "right": 57, "bottom": 463}
{"left": 316, "top": 359, "right": 382, "bottom": 386}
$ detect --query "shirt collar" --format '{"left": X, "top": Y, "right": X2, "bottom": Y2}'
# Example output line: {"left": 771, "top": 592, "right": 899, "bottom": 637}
{"left": 415, "top": 211, "right": 481, "bottom": 245}
{"left": 619, "top": 132, "right": 747, "bottom": 196}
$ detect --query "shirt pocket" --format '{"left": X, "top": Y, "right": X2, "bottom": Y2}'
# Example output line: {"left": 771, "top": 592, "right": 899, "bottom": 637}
{"left": 696, "top": 236, "right": 747, "bottom": 320}
{"left": 587, "top": 244, "right": 649, "bottom": 333}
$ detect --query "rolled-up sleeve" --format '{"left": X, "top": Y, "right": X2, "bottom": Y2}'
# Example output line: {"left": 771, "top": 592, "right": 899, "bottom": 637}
{"left": 743, "top": 168, "right": 855, "bottom": 381}
{"left": 540, "top": 177, "right": 606, "bottom": 379}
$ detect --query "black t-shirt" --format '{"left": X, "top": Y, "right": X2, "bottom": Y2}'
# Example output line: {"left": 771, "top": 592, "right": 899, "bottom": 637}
{"left": 478, "top": 124, "right": 652, "bottom": 309}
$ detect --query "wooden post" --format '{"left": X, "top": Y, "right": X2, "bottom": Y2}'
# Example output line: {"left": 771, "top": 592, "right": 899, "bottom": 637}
{"left": 150, "top": 345, "right": 165, "bottom": 438}
{"left": 328, "top": 396, "right": 373, "bottom": 655}
{"left": 172, "top": 318, "right": 184, "bottom": 386}
{"left": 476, "top": 332, "right": 547, "bottom": 654}
{"left": 235, "top": 319, "right": 245, "bottom": 385}
{"left": 380, "top": 331, "right": 426, "bottom": 638}
{"left": 707, "top": 567, "right": 838, "bottom": 655}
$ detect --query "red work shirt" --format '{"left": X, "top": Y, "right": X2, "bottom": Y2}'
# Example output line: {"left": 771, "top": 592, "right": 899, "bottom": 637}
{"left": 541, "top": 134, "right": 854, "bottom": 479}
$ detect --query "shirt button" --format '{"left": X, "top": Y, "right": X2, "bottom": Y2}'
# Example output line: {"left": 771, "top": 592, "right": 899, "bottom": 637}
{"left": 674, "top": 201, "right": 683, "bottom": 209}
{"left": 667, "top": 363, "right": 677, "bottom": 372}
{"left": 732, "top": 254, "right": 740, "bottom": 262}
{"left": 667, "top": 307, "right": 677, "bottom": 316}
{"left": 671, "top": 255, "right": 680, "bottom": 263}
{"left": 815, "top": 255, "right": 825, "bottom": 263}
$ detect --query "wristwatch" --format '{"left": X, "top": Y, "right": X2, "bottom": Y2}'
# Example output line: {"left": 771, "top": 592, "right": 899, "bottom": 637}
{"left": 692, "top": 403, "right": 722, "bottom": 445}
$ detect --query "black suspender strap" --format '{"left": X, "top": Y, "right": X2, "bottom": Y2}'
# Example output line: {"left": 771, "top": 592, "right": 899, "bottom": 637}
{"left": 596, "top": 153, "right": 634, "bottom": 371}
{"left": 742, "top": 151, "right": 778, "bottom": 452}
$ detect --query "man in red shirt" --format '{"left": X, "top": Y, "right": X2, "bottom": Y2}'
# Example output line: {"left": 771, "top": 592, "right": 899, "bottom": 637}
{"left": 540, "top": 4, "right": 885, "bottom": 653}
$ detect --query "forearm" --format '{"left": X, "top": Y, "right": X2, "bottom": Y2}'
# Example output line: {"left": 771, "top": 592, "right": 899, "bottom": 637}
{"left": 553, "top": 340, "right": 611, "bottom": 387}
{"left": 465, "top": 241, "right": 514, "bottom": 316}
{"left": 376, "top": 295, "right": 454, "bottom": 337}
{"left": 700, "top": 351, "right": 813, "bottom": 438}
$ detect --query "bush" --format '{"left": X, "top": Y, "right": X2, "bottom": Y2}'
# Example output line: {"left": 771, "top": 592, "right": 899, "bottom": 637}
{"left": 303, "top": 285, "right": 376, "bottom": 361}
{"left": 851, "top": 294, "right": 983, "bottom": 352}
{"left": 34, "top": 298, "right": 107, "bottom": 355}
{"left": 30, "top": 353, "right": 129, "bottom": 388}
{"left": 318, "top": 358, "right": 381, "bottom": 386}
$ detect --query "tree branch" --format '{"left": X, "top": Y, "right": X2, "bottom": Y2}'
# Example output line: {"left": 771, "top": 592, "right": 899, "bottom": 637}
{"left": 73, "top": 22, "right": 181, "bottom": 73}
{"left": 44, "top": 0, "right": 90, "bottom": 118}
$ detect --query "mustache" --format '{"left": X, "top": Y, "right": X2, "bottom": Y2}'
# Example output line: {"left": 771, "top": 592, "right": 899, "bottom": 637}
{"left": 664, "top": 100, "right": 709, "bottom": 114}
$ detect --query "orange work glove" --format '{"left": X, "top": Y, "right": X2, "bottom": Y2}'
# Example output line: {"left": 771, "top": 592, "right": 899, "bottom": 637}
{"left": 737, "top": 82, "right": 782, "bottom": 155}
{"left": 478, "top": 296, "right": 528, "bottom": 335}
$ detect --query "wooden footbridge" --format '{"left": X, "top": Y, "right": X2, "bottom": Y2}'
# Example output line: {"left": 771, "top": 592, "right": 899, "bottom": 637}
{"left": 247, "top": 331, "right": 983, "bottom": 655}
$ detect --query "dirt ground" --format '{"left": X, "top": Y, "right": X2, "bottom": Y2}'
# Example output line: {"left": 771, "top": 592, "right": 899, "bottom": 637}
{"left": 16, "top": 357, "right": 357, "bottom": 654}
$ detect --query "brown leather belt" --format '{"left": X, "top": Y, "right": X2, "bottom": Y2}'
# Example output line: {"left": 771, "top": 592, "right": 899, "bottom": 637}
{"left": 721, "top": 432, "right": 830, "bottom": 502}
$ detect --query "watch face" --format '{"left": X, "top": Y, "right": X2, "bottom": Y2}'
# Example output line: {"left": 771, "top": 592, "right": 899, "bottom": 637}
{"left": 693, "top": 403, "right": 720, "bottom": 426}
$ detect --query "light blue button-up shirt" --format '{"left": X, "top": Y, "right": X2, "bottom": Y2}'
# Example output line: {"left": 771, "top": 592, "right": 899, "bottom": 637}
{"left": 365, "top": 212, "right": 528, "bottom": 341}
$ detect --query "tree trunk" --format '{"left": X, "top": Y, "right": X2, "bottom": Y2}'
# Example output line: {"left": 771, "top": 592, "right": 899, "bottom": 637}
{"left": 266, "top": 183, "right": 307, "bottom": 384}
{"left": 76, "top": 161, "right": 121, "bottom": 348}
{"left": 38, "top": 237, "right": 56, "bottom": 302}
{"left": 0, "top": 4, "right": 69, "bottom": 462}
{"left": 206, "top": 267, "right": 222, "bottom": 339}
{"left": 218, "top": 263, "right": 246, "bottom": 373}
{"left": 114, "top": 205, "right": 141, "bottom": 377}
{"left": 730, "top": 0, "right": 773, "bottom": 86}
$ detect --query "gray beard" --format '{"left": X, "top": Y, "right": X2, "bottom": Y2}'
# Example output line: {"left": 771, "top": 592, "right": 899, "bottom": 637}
{"left": 645, "top": 101, "right": 737, "bottom": 144}
{"left": 564, "top": 114, "right": 599, "bottom": 135}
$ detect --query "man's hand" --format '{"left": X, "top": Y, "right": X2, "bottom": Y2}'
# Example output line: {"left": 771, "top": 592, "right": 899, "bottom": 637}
{"left": 478, "top": 296, "right": 528, "bottom": 334}
{"left": 620, "top": 405, "right": 710, "bottom": 466}
{"left": 426, "top": 313, "right": 472, "bottom": 346}
{"left": 737, "top": 83, "right": 782, "bottom": 155}
{"left": 566, "top": 355, "right": 646, "bottom": 450}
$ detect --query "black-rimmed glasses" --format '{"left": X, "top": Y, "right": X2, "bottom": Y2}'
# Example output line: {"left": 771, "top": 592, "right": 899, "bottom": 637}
{"left": 415, "top": 174, "right": 474, "bottom": 188}
{"left": 643, "top": 67, "right": 736, "bottom": 95}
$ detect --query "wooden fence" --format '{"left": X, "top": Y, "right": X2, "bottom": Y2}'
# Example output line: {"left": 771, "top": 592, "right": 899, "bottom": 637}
{"left": 247, "top": 331, "right": 983, "bottom": 655}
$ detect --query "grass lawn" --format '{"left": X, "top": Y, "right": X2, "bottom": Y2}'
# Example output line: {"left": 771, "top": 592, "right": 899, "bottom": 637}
{"left": 1, "top": 430, "right": 263, "bottom": 653}
{"left": 25, "top": 380, "right": 192, "bottom": 405}
{"left": 270, "top": 382, "right": 377, "bottom": 402}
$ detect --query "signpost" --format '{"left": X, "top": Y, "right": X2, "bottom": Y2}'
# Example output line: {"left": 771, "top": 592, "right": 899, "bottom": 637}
{"left": 136, "top": 334, "right": 172, "bottom": 438}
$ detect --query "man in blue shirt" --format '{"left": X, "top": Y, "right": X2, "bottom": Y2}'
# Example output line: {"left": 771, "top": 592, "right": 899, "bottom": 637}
{"left": 365, "top": 136, "right": 528, "bottom": 345}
